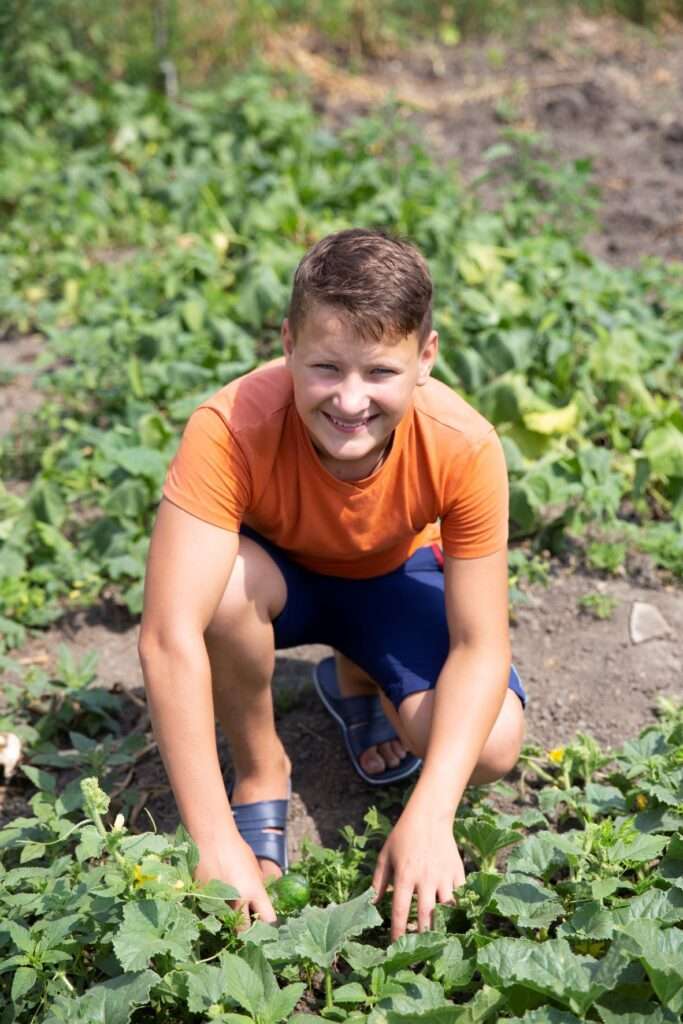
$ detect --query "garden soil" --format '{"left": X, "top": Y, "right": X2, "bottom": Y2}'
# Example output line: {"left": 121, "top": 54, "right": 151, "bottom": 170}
{"left": 1, "top": 12, "right": 681, "bottom": 862}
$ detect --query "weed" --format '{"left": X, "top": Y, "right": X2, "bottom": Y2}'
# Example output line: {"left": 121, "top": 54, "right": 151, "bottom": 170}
{"left": 578, "top": 591, "right": 619, "bottom": 619}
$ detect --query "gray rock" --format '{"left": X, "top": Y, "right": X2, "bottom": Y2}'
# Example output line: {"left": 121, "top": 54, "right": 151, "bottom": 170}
{"left": 629, "top": 601, "right": 671, "bottom": 645}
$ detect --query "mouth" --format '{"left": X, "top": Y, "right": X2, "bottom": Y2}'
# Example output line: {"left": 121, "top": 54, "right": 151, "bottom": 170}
{"left": 322, "top": 412, "right": 378, "bottom": 434}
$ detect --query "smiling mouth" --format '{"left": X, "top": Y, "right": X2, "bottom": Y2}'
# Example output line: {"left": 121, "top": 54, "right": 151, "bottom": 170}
{"left": 323, "top": 412, "right": 378, "bottom": 433}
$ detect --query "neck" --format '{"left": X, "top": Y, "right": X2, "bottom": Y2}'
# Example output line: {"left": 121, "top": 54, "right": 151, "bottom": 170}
{"left": 319, "top": 437, "right": 392, "bottom": 481}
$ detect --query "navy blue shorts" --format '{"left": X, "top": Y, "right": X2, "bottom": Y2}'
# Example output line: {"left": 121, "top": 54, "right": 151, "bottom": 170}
{"left": 242, "top": 527, "right": 527, "bottom": 712}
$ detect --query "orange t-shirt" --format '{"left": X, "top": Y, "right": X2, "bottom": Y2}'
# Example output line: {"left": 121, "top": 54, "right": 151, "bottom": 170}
{"left": 162, "top": 360, "right": 508, "bottom": 578}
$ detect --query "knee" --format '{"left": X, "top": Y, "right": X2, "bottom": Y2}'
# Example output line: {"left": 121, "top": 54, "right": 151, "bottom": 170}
{"left": 472, "top": 699, "right": 526, "bottom": 784}
{"left": 205, "top": 538, "right": 286, "bottom": 641}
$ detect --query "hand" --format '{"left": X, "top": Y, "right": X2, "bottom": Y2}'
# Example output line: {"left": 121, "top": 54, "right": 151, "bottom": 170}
{"left": 372, "top": 810, "right": 465, "bottom": 941}
{"left": 195, "top": 836, "right": 277, "bottom": 930}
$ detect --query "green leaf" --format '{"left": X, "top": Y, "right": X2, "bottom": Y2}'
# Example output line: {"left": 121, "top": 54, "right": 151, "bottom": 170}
{"left": 219, "top": 946, "right": 304, "bottom": 1023}
{"left": 506, "top": 1009, "right": 584, "bottom": 1024}
{"left": 7, "top": 920, "right": 33, "bottom": 953}
{"left": 112, "top": 899, "right": 200, "bottom": 970}
{"left": 523, "top": 402, "right": 578, "bottom": 435}
{"left": 455, "top": 818, "right": 523, "bottom": 865}
{"left": 43, "top": 970, "right": 159, "bottom": 1024}
{"left": 333, "top": 981, "right": 367, "bottom": 1004}
{"left": 372, "top": 1008, "right": 461, "bottom": 1024}
{"left": 606, "top": 833, "right": 668, "bottom": 865}
{"left": 611, "top": 887, "right": 683, "bottom": 928}
{"left": 21, "top": 764, "right": 57, "bottom": 793}
{"left": 113, "top": 446, "right": 167, "bottom": 481}
{"left": 596, "top": 1000, "right": 680, "bottom": 1024}
{"left": 181, "top": 298, "right": 206, "bottom": 333}
{"left": 618, "top": 920, "right": 683, "bottom": 1012}
{"left": 278, "top": 889, "right": 382, "bottom": 970}
{"left": 492, "top": 878, "right": 564, "bottom": 930}
{"left": 451, "top": 984, "right": 507, "bottom": 1022}
{"left": 507, "top": 832, "right": 568, "bottom": 879}
{"left": 478, "top": 936, "right": 632, "bottom": 1015}
{"left": 431, "top": 938, "right": 473, "bottom": 992}
{"left": 11, "top": 965, "right": 37, "bottom": 1001}
{"left": 383, "top": 932, "right": 447, "bottom": 972}
{"left": 374, "top": 970, "right": 451, "bottom": 1018}
{"left": 342, "top": 940, "right": 386, "bottom": 975}
{"left": 642, "top": 424, "right": 683, "bottom": 478}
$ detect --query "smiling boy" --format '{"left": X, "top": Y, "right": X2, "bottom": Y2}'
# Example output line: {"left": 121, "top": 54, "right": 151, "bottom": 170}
{"left": 138, "top": 229, "right": 526, "bottom": 939}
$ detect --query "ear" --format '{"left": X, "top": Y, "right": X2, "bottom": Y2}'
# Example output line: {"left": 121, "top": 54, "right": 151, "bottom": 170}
{"left": 282, "top": 318, "right": 294, "bottom": 363}
{"left": 417, "top": 330, "right": 439, "bottom": 386}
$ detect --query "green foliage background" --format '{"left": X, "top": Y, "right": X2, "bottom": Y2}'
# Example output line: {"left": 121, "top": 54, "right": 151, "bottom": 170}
{"left": 0, "top": 9, "right": 682, "bottom": 649}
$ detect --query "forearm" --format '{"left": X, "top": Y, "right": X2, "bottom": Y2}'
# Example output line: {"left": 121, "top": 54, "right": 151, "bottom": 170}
{"left": 407, "top": 644, "right": 510, "bottom": 821}
{"left": 139, "top": 636, "right": 240, "bottom": 848}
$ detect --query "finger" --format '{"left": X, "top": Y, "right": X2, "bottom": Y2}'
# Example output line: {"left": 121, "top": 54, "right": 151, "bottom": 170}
{"left": 437, "top": 883, "right": 456, "bottom": 906}
{"left": 252, "top": 894, "right": 277, "bottom": 924}
{"left": 417, "top": 887, "right": 435, "bottom": 933}
{"left": 233, "top": 900, "right": 251, "bottom": 933}
{"left": 391, "top": 880, "right": 413, "bottom": 941}
{"left": 372, "top": 854, "right": 392, "bottom": 901}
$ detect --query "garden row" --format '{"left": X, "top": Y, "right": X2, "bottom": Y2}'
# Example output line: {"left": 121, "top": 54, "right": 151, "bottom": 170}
{"left": 0, "top": 649, "right": 682, "bottom": 1021}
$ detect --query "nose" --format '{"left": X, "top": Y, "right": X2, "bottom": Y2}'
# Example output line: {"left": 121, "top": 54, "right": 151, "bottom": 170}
{"left": 332, "top": 373, "right": 370, "bottom": 417}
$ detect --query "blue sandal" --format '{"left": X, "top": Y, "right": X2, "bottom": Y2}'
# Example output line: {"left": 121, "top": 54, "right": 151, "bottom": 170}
{"left": 313, "top": 657, "right": 422, "bottom": 787}
{"left": 229, "top": 786, "right": 290, "bottom": 871}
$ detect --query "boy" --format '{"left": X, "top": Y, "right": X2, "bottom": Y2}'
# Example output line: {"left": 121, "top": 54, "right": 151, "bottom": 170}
{"left": 138, "top": 229, "right": 526, "bottom": 940}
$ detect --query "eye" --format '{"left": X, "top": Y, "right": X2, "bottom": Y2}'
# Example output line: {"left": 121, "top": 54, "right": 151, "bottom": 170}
{"left": 312, "top": 363, "right": 337, "bottom": 372}
{"left": 371, "top": 367, "right": 396, "bottom": 376}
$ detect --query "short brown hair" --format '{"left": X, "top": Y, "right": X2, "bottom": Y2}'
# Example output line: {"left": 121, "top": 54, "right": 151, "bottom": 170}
{"left": 288, "top": 228, "right": 433, "bottom": 346}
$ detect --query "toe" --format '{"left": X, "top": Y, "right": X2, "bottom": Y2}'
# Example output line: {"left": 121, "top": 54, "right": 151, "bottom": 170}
{"left": 360, "top": 745, "right": 386, "bottom": 775}
{"left": 378, "top": 741, "right": 400, "bottom": 769}
{"left": 390, "top": 739, "right": 406, "bottom": 761}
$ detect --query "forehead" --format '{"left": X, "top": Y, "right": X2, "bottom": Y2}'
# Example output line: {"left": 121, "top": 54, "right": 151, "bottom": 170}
{"left": 296, "top": 304, "right": 420, "bottom": 360}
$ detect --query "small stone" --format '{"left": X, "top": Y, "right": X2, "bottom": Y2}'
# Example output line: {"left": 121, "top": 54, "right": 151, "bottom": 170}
{"left": 0, "top": 733, "right": 22, "bottom": 781}
{"left": 629, "top": 601, "right": 671, "bottom": 645}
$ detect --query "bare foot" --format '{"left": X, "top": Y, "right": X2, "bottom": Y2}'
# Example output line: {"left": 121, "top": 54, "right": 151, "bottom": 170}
{"left": 334, "top": 653, "right": 408, "bottom": 776}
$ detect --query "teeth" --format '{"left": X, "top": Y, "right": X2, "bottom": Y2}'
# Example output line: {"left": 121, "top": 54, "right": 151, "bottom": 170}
{"left": 328, "top": 415, "right": 369, "bottom": 427}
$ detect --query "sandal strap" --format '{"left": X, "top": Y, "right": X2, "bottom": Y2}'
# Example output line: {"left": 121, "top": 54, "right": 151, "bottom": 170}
{"left": 228, "top": 791, "right": 290, "bottom": 872}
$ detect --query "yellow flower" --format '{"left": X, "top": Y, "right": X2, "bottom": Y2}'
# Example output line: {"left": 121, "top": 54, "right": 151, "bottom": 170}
{"left": 133, "top": 864, "right": 158, "bottom": 887}
{"left": 635, "top": 793, "right": 648, "bottom": 810}
{"left": 548, "top": 747, "right": 565, "bottom": 765}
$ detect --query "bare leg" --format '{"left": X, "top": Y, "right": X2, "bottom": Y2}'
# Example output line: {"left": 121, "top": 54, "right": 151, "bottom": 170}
{"left": 334, "top": 652, "right": 408, "bottom": 775}
{"left": 204, "top": 537, "right": 290, "bottom": 878}
{"left": 394, "top": 687, "right": 526, "bottom": 784}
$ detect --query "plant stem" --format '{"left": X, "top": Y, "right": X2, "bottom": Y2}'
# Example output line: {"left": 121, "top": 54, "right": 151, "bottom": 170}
{"left": 325, "top": 969, "right": 334, "bottom": 1011}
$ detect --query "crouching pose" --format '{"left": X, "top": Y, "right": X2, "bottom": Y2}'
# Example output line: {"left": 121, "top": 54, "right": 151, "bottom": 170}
{"left": 139, "top": 229, "right": 526, "bottom": 939}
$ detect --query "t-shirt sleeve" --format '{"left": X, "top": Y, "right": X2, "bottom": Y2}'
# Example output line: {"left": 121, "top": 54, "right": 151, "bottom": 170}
{"left": 162, "top": 407, "right": 251, "bottom": 531}
{"left": 440, "top": 428, "right": 509, "bottom": 559}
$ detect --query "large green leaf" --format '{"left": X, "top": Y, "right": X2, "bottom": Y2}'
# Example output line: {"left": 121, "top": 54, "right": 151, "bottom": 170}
{"left": 43, "top": 971, "right": 159, "bottom": 1024}
{"left": 618, "top": 920, "right": 683, "bottom": 1012}
{"left": 478, "top": 936, "right": 632, "bottom": 1016}
{"left": 112, "top": 899, "right": 200, "bottom": 970}
{"left": 492, "top": 878, "right": 564, "bottom": 930}
{"left": 276, "top": 889, "right": 382, "bottom": 969}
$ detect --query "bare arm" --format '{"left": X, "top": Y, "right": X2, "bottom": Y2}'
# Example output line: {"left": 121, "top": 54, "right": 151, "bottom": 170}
{"left": 138, "top": 498, "right": 274, "bottom": 920}
{"left": 411, "top": 547, "right": 511, "bottom": 818}
{"left": 373, "top": 547, "right": 511, "bottom": 938}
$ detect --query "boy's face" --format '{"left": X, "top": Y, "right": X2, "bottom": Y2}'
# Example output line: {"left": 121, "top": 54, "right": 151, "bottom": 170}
{"left": 282, "top": 304, "right": 438, "bottom": 481}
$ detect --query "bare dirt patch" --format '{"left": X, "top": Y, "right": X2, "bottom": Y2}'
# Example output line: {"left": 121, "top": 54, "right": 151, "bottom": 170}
{"left": 269, "top": 13, "right": 683, "bottom": 266}
{"left": 0, "top": 334, "right": 44, "bottom": 439}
